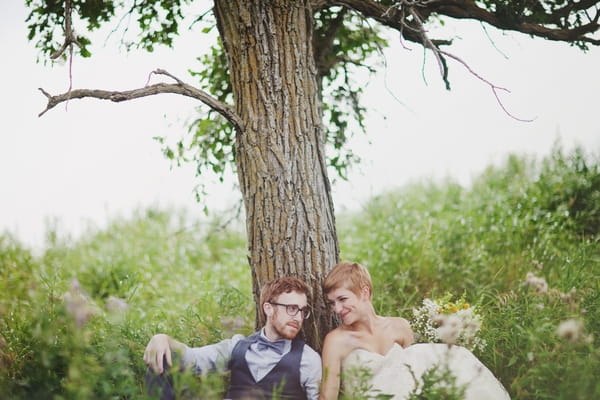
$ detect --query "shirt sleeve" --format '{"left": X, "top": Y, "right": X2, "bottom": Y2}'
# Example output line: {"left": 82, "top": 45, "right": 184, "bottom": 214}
{"left": 182, "top": 334, "right": 245, "bottom": 374}
{"left": 300, "top": 344, "right": 322, "bottom": 400}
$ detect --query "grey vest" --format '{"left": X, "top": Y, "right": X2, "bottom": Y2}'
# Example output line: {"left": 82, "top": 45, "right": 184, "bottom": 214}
{"left": 225, "top": 332, "right": 306, "bottom": 400}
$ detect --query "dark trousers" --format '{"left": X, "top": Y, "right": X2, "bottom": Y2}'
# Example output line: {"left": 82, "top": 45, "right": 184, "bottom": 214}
{"left": 145, "top": 355, "right": 176, "bottom": 400}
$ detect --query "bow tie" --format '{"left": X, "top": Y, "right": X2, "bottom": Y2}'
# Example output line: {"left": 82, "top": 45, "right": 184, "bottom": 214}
{"left": 256, "top": 336, "right": 286, "bottom": 355}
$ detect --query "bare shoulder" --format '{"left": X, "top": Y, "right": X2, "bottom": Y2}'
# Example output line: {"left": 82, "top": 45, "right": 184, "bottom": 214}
{"left": 322, "top": 327, "right": 357, "bottom": 360}
{"left": 385, "top": 316, "right": 414, "bottom": 346}
{"left": 322, "top": 327, "right": 350, "bottom": 349}
{"left": 389, "top": 316, "right": 411, "bottom": 329}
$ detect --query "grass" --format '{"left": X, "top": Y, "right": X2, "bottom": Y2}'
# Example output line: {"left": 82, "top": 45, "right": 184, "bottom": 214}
{"left": 1, "top": 143, "right": 598, "bottom": 399}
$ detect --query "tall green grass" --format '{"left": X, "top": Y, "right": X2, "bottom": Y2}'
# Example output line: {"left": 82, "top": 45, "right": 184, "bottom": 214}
{"left": 0, "top": 209, "right": 252, "bottom": 399}
{"left": 338, "top": 144, "right": 600, "bottom": 399}
{"left": 1, "top": 144, "right": 598, "bottom": 399}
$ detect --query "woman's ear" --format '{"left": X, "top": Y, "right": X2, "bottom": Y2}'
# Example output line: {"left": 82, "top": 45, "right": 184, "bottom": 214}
{"left": 360, "top": 286, "right": 371, "bottom": 300}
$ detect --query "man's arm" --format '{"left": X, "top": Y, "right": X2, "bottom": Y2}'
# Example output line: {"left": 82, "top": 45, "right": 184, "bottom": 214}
{"left": 300, "top": 345, "right": 322, "bottom": 400}
{"left": 144, "top": 333, "right": 244, "bottom": 374}
{"left": 143, "top": 334, "right": 186, "bottom": 374}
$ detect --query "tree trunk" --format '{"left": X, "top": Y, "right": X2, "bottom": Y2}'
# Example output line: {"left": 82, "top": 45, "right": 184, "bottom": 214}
{"left": 214, "top": 0, "right": 339, "bottom": 351}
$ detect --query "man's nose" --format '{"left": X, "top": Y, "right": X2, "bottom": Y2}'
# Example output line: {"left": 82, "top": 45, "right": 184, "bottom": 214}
{"left": 292, "top": 312, "right": 302, "bottom": 323}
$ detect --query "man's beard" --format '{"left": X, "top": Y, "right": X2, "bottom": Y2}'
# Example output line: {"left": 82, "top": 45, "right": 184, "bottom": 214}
{"left": 273, "top": 315, "right": 301, "bottom": 339}
{"left": 276, "top": 324, "right": 300, "bottom": 340}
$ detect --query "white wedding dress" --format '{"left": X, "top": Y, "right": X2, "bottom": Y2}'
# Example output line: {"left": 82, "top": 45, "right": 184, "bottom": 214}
{"left": 341, "top": 343, "right": 510, "bottom": 400}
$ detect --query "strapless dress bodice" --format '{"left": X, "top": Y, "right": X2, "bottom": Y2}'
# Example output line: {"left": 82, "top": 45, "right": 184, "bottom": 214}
{"left": 341, "top": 343, "right": 510, "bottom": 400}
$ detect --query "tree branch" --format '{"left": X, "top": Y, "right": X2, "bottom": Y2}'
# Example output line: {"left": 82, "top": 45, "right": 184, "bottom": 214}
{"left": 331, "top": 0, "right": 600, "bottom": 45}
{"left": 438, "top": 50, "right": 534, "bottom": 122}
{"left": 38, "top": 69, "right": 244, "bottom": 132}
{"left": 429, "top": 0, "right": 600, "bottom": 45}
{"left": 330, "top": 0, "right": 452, "bottom": 46}
{"left": 50, "top": 0, "right": 81, "bottom": 59}
{"left": 329, "top": 0, "right": 595, "bottom": 120}
{"left": 314, "top": 7, "right": 349, "bottom": 78}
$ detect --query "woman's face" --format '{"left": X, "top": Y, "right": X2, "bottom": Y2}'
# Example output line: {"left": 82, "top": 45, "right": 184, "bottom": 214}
{"left": 326, "top": 286, "right": 367, "bottom": 325}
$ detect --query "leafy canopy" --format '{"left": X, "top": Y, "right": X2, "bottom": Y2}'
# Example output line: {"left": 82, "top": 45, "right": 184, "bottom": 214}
{"left": 26, "top": 0, "right": 600, "bottom": 190}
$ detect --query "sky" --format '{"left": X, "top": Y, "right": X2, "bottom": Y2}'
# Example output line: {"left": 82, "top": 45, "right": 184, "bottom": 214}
{"left": 1, "top": 2, "right": 599, "bottom": 250}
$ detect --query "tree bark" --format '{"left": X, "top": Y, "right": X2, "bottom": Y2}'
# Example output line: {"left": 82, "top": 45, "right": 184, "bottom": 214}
{"left": 214, "top": 0, "right": 339, "bottom": 351}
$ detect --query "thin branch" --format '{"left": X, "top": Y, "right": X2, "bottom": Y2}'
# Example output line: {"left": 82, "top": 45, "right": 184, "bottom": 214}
{"left": 332, "top": 0, "right": 452, "bottom": 46}
{"left": 370, "top": 1, "right": 531, "bottom": 117}
{"left": 439, "top": 50, "right": 534, "bottom": 122}
{"left": 480, "top": 21, "right": 509, "bottom": 60}
{"left": 38, "top": 69, "right": 244, "bottom": 132}
{"left": 314, "top": 7, "right": 349, "bottom": 77}
{"left": 50, "top": 0, "right": 81, "bottom": 59}
{"left": 407, "top": 7, "right": 446, "bottom": 79}
{"left": 431, "top": 0, "right": 600, "bottom": 45}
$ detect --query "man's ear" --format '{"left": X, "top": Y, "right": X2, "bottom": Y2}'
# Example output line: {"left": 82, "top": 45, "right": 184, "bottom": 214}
{"left": 263, "top": 302, "right": 273, "bottom": 318}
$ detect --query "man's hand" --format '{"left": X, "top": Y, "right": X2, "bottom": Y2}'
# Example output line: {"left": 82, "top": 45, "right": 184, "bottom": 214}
{"left": 143, "top": 334, "right": 172, "bottom": 374}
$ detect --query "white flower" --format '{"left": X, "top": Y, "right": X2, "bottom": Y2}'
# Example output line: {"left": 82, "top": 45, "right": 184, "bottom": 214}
{"left": 106, "top": 296, "right": 129, "bottom": 313}
{"left": 525, "top": 272, "right": 548, "bottom": 294}
{"left": 556, "top": 318, "right": 584, "bottom": 342}
{"left": 436, "top": 314, "right": 462, "bottom": 345}
{"left": 63, "top": 278, "right": 98, "bottom": 326}
{"left": 411, "top": 296, "right": 486, "bottom": 352}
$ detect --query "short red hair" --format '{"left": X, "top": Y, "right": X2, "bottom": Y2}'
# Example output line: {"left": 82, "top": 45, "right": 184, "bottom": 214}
{"left": 323, "top": 261, "right": 372, "bottom": 298}
{"left": 259, "top": 277, "right": 311, "bottom": 319}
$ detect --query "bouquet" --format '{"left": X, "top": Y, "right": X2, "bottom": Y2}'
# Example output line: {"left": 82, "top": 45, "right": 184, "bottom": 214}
{"left": 411, "top": 294, "right": 486, "bottom": 352}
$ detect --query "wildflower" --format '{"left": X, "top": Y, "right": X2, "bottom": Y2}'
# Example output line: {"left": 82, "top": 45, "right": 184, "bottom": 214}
{"left": 525, "top": 272, "right": 548, "bottom": 294}
{"left": 63, "top": 278, "right": 98, "bottom": 327}
{"left": 560, "top": 288, "right": 576, "bottom": 302}
{"left": 436, "top": 314, "right": 462, "bottom": 345}
{"left": 411, "top": 295, "right": 486, "bottom": 352}
{"left": 0, "top": 335, "right": 7, "bottom": 369}
{"left": 556, "top": 318, "right": 584, "bottom": 342}
{"left": 106, "top": 296, "right": 129, "bottom": 313}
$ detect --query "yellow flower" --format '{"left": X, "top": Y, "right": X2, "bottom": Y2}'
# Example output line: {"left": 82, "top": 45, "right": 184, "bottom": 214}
{"left": 463, "top": 303, "right": 470, "bottom": 309}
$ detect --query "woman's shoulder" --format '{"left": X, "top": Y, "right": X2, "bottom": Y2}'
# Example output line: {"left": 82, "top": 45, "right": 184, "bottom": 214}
{"left": 323, "top": 326, "right": 350, "bottom": 344}
{"left": 391, "top": 316, "right": 411, "bottom": 327}
{"left": 379, "top": 315, "right": 411, "bottom": 329}
{"left": 322, "top": 327, "right": 360, "bottom": 357}
{"left": 380, "top": 316, "right": 414, "bottom": 346}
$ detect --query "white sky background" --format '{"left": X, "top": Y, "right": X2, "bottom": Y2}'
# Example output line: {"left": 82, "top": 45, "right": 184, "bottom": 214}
{"left": 1, "top": 2, "right": 599, "bottom": 250}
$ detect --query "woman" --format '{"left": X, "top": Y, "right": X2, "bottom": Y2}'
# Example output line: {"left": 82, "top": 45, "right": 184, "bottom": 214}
{"left": 319, "top": 261, "right": 510, "bottom": 400}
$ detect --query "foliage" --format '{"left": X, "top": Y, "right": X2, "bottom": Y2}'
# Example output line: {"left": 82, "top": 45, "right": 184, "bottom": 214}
{"left": 1, "top": 143, "right": 599, "bottom": 399}
{"left": 339, "top": 143, "right": 600, "bottom": 400}
{"left": 0, "top": 209, "right": 251, "bottom": 399}
{"left": 339, "top": 364, "right": 394, "bottom": 400}
{"left": 405, "top": 361, "right": 467, "bottom": 400}
{"left": 156, "top": 6, "right": 389, "bottom": 191}
{"left": 28, "top": 0, "right": 599, "bottom": 199}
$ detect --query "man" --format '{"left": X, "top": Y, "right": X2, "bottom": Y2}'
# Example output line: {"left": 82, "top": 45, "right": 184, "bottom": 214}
{"left": 143, "top": 277, "right": 321, "bottom": 400}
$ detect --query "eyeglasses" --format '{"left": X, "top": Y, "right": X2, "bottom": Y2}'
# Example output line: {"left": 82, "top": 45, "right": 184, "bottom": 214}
{"left": 269, "top": 302, "right": 311, "bottom": 319}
